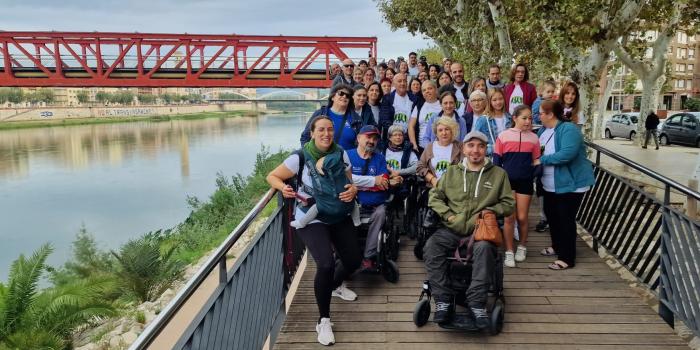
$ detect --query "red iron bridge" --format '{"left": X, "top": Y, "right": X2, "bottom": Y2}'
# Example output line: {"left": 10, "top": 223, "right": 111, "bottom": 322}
{"left": 0, "top": 31, "right": 376, "bottom": 88}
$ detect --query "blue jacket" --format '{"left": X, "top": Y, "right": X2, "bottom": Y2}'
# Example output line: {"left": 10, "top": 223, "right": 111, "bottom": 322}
{"left": 300, "top": 106, "right": 362, "bottom": 150}
{"left": 356, "top": 104, "right": 377, "bottom": 128}
{"left": 532, "top": 97, "right": 543, "bottom": 125}
{"left": 347, "top": 149, "right": 390, "bottom": 206}
{"left": 537, "top": 121, "right": 595, "bottom": 193}
{"left": 473, "top": 113, "right": 512, "bottom": 156}
{"left": 421, "top": 111, "right": 469, "bottom": 146}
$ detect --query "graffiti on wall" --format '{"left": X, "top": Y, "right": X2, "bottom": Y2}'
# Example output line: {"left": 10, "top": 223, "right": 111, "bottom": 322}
{"left": 97, "top": 108, "right": 156, "bottom": 117}
{"left": 39, "top": 111, "right": 54, "bottom": 118}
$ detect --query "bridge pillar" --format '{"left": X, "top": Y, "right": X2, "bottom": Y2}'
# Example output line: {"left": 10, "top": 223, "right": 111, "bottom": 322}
{"left": 252, "top": 101, "right": 258, "bottom": 112}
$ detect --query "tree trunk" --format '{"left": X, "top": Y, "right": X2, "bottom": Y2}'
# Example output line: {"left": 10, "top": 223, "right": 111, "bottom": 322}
{"left": 635, "top": 75, "right": 665, "bottom": 145}
{"left": 572, "top": 43, "right": 610, "bottom": 141}
{"left": 486, "top": 0, "right": 513, "bottom": 65}
{"left": 596, "top": 67, "right": 617, "bottom": 140}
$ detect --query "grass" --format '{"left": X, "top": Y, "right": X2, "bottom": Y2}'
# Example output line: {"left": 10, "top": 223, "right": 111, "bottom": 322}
{"left": 0, "top": 110, "right": 260, "bottom": 130}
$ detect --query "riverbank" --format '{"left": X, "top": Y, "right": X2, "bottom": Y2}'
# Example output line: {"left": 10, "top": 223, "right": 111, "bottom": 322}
{"left": 0, "top": 110, "right": 262, "bottom": 130}
{"left": 0, "top": 148, "right": 287, "bottom": 350}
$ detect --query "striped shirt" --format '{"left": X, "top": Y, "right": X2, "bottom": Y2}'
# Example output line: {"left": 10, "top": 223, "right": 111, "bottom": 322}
{"left": 493, "top": 128, "right": 541, "bottom": 181}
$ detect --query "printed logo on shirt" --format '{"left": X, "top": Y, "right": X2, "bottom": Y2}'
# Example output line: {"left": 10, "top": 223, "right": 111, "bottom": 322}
{"left": 435, "top": 160, "right": 450, "bottom": 172}
{"left": 394, "top": 112, "right": 408, "bottom": 123}
{"left": 352, "top": 165, "right": 378, "bottom": 176}
{"left": 424, "top": 112, "right": 434, "bottom": 122}
{"left": 483, "top": 181, "right": 493, "bottom": 189}
{"left": 456, "top": 100, "right": 462, "bottom": 109}
{"left": 510, "top": 96, "right": 523, "bottom": 105}
{"left": 386, "top": 159, "right": 400, "bottom": 170}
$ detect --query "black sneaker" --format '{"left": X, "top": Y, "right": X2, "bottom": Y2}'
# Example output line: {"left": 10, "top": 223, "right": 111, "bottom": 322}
{"left": 470, "top": 307, "right": 490, "bottom": 330}
{"left": 433, "top": 295, "right": 454, "bottom": 324}
{"left": 535, "top": 220, "right": 549, "bottom": 232}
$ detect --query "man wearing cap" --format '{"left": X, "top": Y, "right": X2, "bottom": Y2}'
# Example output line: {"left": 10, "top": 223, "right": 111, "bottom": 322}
{"left": 332, "top": 59, "right": 355, "bottom": 87}
{"left": 424, "top": 130, "right": 515, "bottom": 328}
{"left": 347, "top": 125, "right": 393, "bottom": 270}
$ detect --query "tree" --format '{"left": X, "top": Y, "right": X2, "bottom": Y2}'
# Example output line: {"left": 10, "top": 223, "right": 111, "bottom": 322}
{"left": 416, "top": 46, "right": 444, "bottom": 65}
{"left": 138, "top": 93, "right": 157, "bottom": 105}
{"left": 95, "top": 91, "right": 110, "bottom": 104}
{"left": 614, "top": 0, "right": 699, "bottom": 146}
{"left": 0, "top": 244, "right": 115, "bottom": 349}
{"left": 686, "top": 97, "right": 700, "bottom": 112}
{"left": 76, "top": 90, "right": 90, "bottom": 104}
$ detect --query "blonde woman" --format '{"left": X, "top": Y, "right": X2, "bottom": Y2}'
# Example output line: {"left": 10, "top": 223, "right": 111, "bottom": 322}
{"left": 416, "top": 116, "right": 463, "bottom": 187}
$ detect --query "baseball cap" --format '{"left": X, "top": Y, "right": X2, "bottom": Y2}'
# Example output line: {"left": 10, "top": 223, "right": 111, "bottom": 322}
{"left": 463, "top": 131, "right": 488, "bottom": 144}
{"left": 359, "top": 125, "right": 379, "bottom": 136}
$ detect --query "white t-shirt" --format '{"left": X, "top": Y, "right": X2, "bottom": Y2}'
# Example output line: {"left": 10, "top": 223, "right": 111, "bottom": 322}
{"left": 410, "top": 100, "right": 441, "bottom": 148}
{"left": 385, "top": 148, "right": 418, "bottom": 171}
{"left": 430, "top": 142, "right": 453, "bottom": 180}
{"left": 408, "top": 66, "right": 419, "bottom": 77}
{"left": 539, "top": 128, "right": 589, "bottom": 193}
{"left": 454, "top": 83, "right": 466, "bottom": 116}
{"left": 494, "top": 116, "right": 507, "bottom": 135}
{"left": 508, "top": 84, "right": 524, "bottom": 115}
{"left": 283, "top": 151, "right": 351, "bottom": 223}
{"left": 392, "top": 93, "right": 413, "bottom": 131}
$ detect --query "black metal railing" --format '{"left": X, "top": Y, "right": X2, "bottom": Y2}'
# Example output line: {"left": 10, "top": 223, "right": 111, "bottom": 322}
{"left": 129, "top": 190, "right": 305, "bottom": 350}
{"left": 579, "top": 142, "right": 700, "bottom": 337}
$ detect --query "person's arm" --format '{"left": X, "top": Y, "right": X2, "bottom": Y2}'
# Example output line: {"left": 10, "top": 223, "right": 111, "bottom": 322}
{"left": 484, "top": 172, "right": 515, "bottom": 218}
{"left": 539, "top": 125, "right": 582, "bottom": 165}
{"left": 267, "top": 161, "right": 297, "bottom": 199}
{"left": 408, "top": 110, "right": 419, "bottom": 150}
{"left": 428, "top": 172, "right": 455, "bottom": 221}
{"left": 397, "top": 153, "right": 418, "bottom": 175}
{"left": 492, "top": 136, "right": 504, "bottom": 167}
{"left": 416, "top": 146, "right": 434, "bottom": 180}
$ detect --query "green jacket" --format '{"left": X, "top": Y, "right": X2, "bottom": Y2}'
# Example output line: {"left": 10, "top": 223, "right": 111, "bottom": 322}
{"left": 428, "top": 160, "right": 515, "bottom": 236}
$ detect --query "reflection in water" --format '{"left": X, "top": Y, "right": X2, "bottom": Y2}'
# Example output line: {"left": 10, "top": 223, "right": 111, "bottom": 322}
{"left": 0, "top": 114, "right": 308, "bottom": 279}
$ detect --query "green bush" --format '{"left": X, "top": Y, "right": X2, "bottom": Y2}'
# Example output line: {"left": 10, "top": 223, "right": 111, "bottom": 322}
{"left": 686, "top": 97, "right": 700, "bottom": 111}
{"left": 111, "top": 237, "right": 184, "bottom": 303}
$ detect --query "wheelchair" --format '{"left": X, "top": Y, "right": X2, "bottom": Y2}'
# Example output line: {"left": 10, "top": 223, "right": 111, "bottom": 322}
{"left": 412, "top": 238, "right": 506, "bottom": 335}
{"left": 356, "top": 197, "right": 401, "bottom": 283}
{"left": 412, "top": 178, "right": 436, "bottom": 260}
{"left": 385, "top": 174, "right": 419, "bottom": 240}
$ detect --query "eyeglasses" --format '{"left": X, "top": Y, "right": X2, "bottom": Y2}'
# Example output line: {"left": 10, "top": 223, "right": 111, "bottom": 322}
{"left": 471, "top": 98, "right": 485, "bottom": 102}
{"left": 336, "top": 91, "right": 351, "bottom": 98}
{"left": 343, "top": 64, "right": 355, "bottom": 68}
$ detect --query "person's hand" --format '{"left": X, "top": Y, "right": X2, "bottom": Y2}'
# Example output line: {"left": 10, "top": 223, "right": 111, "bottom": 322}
{"left": 375, "top": 175, "right": 389, "bottom": 190}
{"left": 339, "top": 184, "right": 357, "bottom": 202}
{"left": 447, "top": 215, "right": 456, "bottom": 222}
{"left": 390, "top": 169, "right": 401, "bottom": 178}
{"left": 412, "top": 144, "right": 419, "bottom": 152}
{"left": 533, "top": 158, "right": 541, "bottom": 166}
{"left": 532, "top": 164, "right": 543, "bottom": 178}
{"left": 389, "top": 176, "right": 403, "bottom": 186}
{"left": 281, "top": 185, "right": 296, "bottom": 199}
{"left": 430, "top": 176, "right": 438, "bottom": 187}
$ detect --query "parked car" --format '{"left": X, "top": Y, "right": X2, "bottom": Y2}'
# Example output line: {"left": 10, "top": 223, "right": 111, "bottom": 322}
{"left": 658, "top": 112, "right": 700, "bottom": 147}
{"left": 605, "top": 113, "right": 639, "bottom": 139}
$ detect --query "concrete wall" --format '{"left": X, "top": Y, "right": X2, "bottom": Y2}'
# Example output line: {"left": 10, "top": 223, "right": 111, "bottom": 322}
{"left": 0, "top": 102, "right": 265, "bottom": 122}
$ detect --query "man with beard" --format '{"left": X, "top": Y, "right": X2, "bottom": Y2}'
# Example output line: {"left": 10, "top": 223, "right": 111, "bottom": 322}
{"left": 347, "top": 125, "right": 392, "bottom": 271}
{"left": 424, "top": 131, "right": 514, "bottom": 328}
{"left": 450, "top": 63, "right": 469, "bottom": 116}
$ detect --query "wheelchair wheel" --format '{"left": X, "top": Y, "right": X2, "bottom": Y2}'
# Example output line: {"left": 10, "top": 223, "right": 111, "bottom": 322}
{"left": 382, "top": 259, "right": 399, "bottom": 283}
{"left": 413, "top": 298, "right": 431, "bottom": 327}
{"left": 489, "top": 298, "right": 505, "bottom": 335}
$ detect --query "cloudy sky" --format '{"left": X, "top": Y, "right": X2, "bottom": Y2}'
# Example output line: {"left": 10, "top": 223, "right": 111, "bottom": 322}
{"left": 3, "top": 0, "right": 432, "bottom": 61}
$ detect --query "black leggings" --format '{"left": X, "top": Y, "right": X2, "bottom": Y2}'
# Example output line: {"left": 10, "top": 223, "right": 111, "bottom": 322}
{"left": 295, "top": 217, "right": 362, "bottom": 318}
{"left": 542, "top": 191, "right": 584, "bottom": 267}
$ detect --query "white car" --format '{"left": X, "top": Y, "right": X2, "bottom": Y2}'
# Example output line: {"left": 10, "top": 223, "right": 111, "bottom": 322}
{"left": 605, "top": 113, "right": 639, "bottom": 139}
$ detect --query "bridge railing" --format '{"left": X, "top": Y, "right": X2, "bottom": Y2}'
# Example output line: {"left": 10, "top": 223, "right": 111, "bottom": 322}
{"left": 579, "top": 141, "right": 700, "bottom": 337}
{"left": 129, "top": 189, "right": 304, "bottom": 350}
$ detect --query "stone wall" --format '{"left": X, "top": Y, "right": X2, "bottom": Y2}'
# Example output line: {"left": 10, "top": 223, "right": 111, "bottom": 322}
{"left": 0, "top": 102, "right": 264, "bottom": 122}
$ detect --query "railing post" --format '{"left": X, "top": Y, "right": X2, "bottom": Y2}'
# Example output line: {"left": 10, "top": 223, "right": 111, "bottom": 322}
{"left": 664, "top": 184, "right": 671, "bottom": 206}
{"left": 595, "top": 149, "right": 601, "bottom": 166}
{"left": 658, "top": 211, "right": 674, "bottom": 328}
{"left": 219, "top": 258, "right": 227, "bottom": 283}
{"left": 687, "top": 179, "right": 698, "bottom": 219}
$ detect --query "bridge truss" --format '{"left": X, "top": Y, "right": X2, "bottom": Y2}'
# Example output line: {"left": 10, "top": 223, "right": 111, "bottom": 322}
{"left": 0, "top": 32, "right": 377, "bottom": 88}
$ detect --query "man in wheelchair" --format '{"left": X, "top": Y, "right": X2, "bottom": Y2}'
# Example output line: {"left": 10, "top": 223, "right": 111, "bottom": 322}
{"left": 347, "top": 125, "right": 394, "bottom": 271}
{"left": 424, "top": 131, "right": 514, "bottom": 329}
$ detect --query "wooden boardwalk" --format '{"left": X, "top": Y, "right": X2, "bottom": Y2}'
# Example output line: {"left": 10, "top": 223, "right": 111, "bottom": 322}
{"left": 275, "top": 219, "right": 687, "bottom": 349}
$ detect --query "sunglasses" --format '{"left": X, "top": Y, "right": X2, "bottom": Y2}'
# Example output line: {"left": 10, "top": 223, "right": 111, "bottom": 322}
{"left": 336, "top": 91, "right": 351, "bottom": 98}
{"left": 343, "top": 64, "right": 355, "bottom": 68}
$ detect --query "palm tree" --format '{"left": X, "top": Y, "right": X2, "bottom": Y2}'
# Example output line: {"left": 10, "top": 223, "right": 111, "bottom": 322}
{"left": 0, "top": 244, "right": 115, "bottom": 349}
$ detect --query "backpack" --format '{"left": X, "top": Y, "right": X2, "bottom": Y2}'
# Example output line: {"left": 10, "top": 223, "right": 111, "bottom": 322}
{"left": 295, "top": 148, "right": 354, "bottom": 224}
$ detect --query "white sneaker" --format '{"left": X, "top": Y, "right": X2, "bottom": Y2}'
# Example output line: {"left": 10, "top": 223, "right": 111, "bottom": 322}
{"left": 332, "top": 283, "right": 357, "bottom": 301}
{"left": 504, "top": 251, "right": 516, "bottom": 268}
{"left": 316, "top": 317, "right": 335, "bottom": 346}
{"left": 515, "top": 245, "right": 527, "bottom": 262}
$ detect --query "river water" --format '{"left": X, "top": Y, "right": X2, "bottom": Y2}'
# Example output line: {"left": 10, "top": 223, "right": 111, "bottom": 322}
{"left": 0, "top": 114, "right": 308, "bottom": 280}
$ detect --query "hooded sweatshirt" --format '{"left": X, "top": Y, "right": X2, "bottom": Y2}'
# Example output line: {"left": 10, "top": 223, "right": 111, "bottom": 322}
{"left": 428, "top": 159, "right": 515, "bottom": 236}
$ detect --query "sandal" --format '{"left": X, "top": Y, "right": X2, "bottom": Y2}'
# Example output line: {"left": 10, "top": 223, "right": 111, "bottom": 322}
{"left": 548, "top": 260, "right": 569, "bottom": 270}
{"left": 540, "top": 247, "right": 556, "bottom": 256}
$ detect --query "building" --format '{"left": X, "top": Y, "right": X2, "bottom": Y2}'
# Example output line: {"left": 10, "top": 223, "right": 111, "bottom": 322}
{"left": 604, "top": 30, "right": 700, "bottom": 112}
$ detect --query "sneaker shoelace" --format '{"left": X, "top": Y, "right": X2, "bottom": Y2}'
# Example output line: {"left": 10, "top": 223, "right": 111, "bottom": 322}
{"left": 471, "top": 308, "right": 488, "bottom": 318}
{"left": 435, "top": 302, "right": 451, "bottom": 312}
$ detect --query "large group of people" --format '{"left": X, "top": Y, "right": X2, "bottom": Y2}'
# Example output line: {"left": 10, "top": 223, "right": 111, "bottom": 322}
{"left": 267, "top": 52, "right": 595, "bottom": 346}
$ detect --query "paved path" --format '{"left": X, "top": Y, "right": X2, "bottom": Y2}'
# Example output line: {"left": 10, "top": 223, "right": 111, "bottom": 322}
{"left": 275, "top": 213, "right": 686, "bottom": 349}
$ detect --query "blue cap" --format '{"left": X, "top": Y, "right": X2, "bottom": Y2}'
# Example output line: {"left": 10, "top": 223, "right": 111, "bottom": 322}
{"left": 359, "top": 125, "right": 379, "bottom": 136}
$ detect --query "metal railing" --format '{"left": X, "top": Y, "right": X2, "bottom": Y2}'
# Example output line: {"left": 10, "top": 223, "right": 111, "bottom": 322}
{"left": 579, "top": 141, "right": 700, "bottom": 337}
{"left": 129, "top": 189, "right": 304, "bottom": 350}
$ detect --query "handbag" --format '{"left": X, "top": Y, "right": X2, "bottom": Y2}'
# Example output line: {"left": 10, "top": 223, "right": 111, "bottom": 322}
{"left": 473, "top": 210, "right": 503, "bottom": 246}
